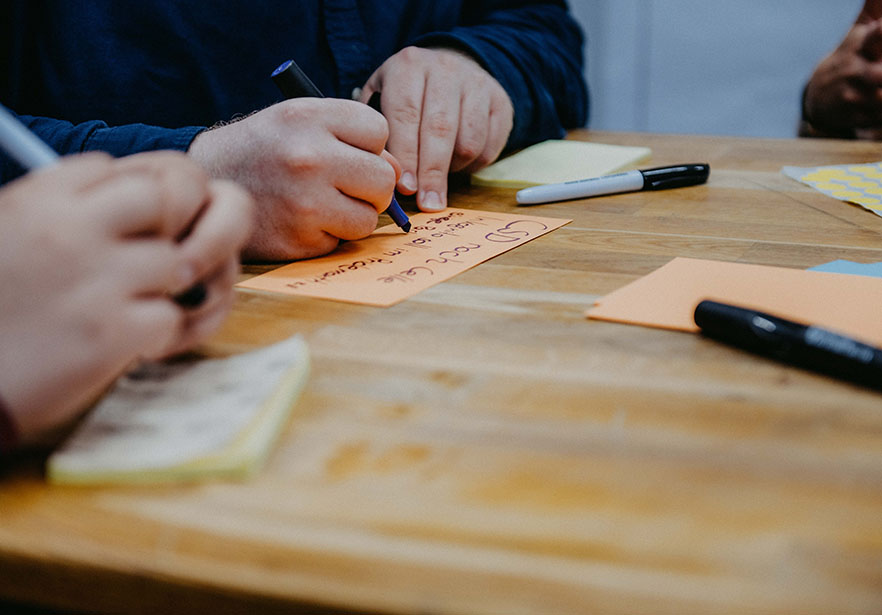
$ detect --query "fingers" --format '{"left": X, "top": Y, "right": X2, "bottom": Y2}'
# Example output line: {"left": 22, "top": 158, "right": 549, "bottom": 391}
{"left": 368, "top": 57, "right": 425, "bottom": 197}
{"left": 112, "top": 151, "right": 211, "bottom": 239}
{"left": 317, "top": 197, "right": 380, "bottom": 241}
{"left": 110, "top": 238, "right": 190, "bottom": 296}
{"left": 381, "top": 150, "right": 403, "bottom": 183}
{"left": 860, "top": 0, "right": 882, "bottom": 23}
{"left": 361, "top": 47, "right": 513, "bottom": 213}
{"left": 459, "top": 93, "right": 513, "bottom": 175}
{"left": 83, "top": 153, "right": 211, "bottom": 240}
{"left": 162, "top": 259, "right": 238, "bottom": 356}
{"left": 82, "top": 172, "right": 169, "bottom": 238}
{"left": 178, "top": 180, "right": 253, "bottom": 284}
{"left": 862, "top": 20, "right": 882, "bottom": 61}
{"left": 449, "top": 87, "right": 491, "bottom": 173}
{"left": 123, "top": 298, "right": 185, "bottom": 360}
{"left": 283, "top": 98, "right": 389, "bottom": 155}
{"left": 415, "top": 66, "right": 459, "bottom": 212}
{"left": 333, "top": 149, "right": 398, "bottom": 214}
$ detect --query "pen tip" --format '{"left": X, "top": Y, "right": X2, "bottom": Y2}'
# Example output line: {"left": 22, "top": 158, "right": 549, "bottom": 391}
{"left": 402, "top": 222, "right": 412, "bottom": 233}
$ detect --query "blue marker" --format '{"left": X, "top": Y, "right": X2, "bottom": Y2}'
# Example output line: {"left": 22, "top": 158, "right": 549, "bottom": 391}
{"left": 271, "top": 59, "right": 411, "bottom": 233}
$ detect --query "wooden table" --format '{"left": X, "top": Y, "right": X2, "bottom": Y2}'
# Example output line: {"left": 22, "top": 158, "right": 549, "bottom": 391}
{"left": 2, "top": 132, "right": 882, "bottom": 615}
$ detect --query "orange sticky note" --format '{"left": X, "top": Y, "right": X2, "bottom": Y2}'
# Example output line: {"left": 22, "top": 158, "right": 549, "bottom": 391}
{"left": 238, "top": 208, "right": 570, "bottom": 306}
{"left": 587, "top": 257, "right": 882, "bottom": 346}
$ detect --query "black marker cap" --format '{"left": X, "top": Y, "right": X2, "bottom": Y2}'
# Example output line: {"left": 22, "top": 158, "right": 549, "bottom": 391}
{"left": 642, "top": 163, "right": 710, "bottom": 190}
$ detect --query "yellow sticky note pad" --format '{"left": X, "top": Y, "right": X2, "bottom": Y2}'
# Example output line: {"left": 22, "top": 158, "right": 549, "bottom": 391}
{"left": 471, "top": 140, "right": 651, "bottom": 188}
{"left": 47, "top": 335, "right": 310, "bottom": 485}
{"left": 783, "top": 162, "right": 882, "bottom": 218}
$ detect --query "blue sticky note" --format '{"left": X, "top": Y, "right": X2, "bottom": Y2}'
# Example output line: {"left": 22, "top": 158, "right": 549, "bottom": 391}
{"left": 808, "top": 260, "right": 882, "bottom": 278}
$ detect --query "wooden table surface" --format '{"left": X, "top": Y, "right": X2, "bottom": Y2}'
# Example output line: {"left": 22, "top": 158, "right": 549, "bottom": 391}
{"left": 2, "top": 131, "right": 882, "bottom": 615}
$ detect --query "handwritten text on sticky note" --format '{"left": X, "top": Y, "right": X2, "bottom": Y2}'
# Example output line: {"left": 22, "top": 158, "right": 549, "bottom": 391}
{"left": 237, "top": 208, "right": 569, "bottom": 306}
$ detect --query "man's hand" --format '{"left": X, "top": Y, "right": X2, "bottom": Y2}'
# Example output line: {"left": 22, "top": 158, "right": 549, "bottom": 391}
{"left": 360, "top": 47, "right": 513, "bottom": 212}
{"left": 189, "top": 98, "right": 399, "bottom": 261}
{"left": 803, "top": 0, "right": 882, "bottom": 136}
{"left": 858, "top": 0, "right": 882, "bottom": 23}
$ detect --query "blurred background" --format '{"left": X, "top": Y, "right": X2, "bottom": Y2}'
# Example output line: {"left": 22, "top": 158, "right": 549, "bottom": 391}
{"left": 569, "top": 0, "right": 864, "bottom": 137}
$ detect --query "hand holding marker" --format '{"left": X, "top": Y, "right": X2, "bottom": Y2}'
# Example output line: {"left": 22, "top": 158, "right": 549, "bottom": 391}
{"left": 0, "top": 103, "right": 207, "bottom": 308}
{"left": 271, "top": 59, "right": 411, "bottom": 232}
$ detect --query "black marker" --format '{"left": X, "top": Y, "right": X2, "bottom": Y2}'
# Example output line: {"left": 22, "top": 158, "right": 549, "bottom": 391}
{"left": 694, "top": 299, "right": 882, "bottom": 392}
{"left": 516, "top": 163, "right": 710, "bottom": 205}
{"left": 0, "top": 104, "right": 207, "bottom": 308}
{"left": 271, "top": 59, "right": 411, "bottom": 233}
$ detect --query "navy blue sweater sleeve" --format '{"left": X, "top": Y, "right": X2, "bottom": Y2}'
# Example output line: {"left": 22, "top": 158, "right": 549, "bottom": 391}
{"left": 0, "top": 113, "right": 204, "bottom": 183}
{"left": 410, "top": 1, "right": 588, "bottom": 150}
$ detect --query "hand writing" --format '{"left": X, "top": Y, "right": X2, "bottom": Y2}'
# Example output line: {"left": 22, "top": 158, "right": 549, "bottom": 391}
{"left": 0, "top": 152, "right": 251, "bottom": 445}
{"left": 189, "top": 98, "right": 400, "bottom": 261}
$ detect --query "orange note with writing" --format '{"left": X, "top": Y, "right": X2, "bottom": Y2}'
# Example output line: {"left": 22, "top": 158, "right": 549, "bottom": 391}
{"left": 587, "top": 257, "right": 882, "bottom": 346}
{"left": 238, "top": 208, "right": 570, "bottom": 306}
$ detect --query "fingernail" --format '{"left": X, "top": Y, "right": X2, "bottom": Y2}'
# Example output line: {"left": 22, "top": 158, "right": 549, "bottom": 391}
{"left": 401, "top": 172, "right": 418, "bottom": 192}
{"left": 420, "top": 191, "right": 445, "bottom": 212}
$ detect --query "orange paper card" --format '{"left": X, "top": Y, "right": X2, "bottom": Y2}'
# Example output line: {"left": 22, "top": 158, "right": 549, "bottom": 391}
{"left": 238, "top": 208, "right": 570, "bottom": 306}
{"left": 587, "top": 257, "right": 882, "bottom": 346}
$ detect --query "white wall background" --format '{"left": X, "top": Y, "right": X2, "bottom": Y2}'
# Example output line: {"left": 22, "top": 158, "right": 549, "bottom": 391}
{"left": 569, "top": 1, "right": 864, "bottom": 137}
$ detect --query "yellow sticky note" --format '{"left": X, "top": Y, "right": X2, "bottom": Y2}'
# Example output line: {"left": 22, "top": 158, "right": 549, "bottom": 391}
{"left": 471, "top": 140, "right": 651, "bottom": 188}
{"left": 48, "top": 335, "right": 310, "bottom": 485}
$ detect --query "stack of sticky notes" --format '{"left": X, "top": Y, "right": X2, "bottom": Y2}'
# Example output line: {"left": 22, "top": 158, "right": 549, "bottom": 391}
{"left": 471, "top": 139, "right": 651, "bottom": 188}
{"left": 47, "top": 335, "right": 310, "bottom": 485}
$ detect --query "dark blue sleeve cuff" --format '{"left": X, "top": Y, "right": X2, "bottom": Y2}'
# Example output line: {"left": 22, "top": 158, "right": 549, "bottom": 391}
{"left": 84, "top": 123, "right": 205, "bottom": 157}
{"left": 2, "top": 114, "right": 206, "bottom": 183}
{"left": 411, "top": 20, "right": 588, "bottom": 152}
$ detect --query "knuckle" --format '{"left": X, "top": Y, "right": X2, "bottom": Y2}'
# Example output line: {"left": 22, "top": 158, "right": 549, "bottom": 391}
{"left": 283, "top": 143, "right": 323, "bottom": 175}
{"left": 842, "top": 88, "right": 862, "bottom": 105}
{"left": 394, "top": 101, "right": 423, "bottom": 126}
{"left": 455, "top": 137, "right": 483, "bottom": 163}
{"left": 424, "top": 113, "right": 456, "bottom": 139}
{"left": 420, "top": 163, "right": 448, "bottom": 181}
{"left": 398, "top": 46, "right": 426, "bottom": 64}
{"left": 278, "top": 98, "right": 318, "bottom": 122}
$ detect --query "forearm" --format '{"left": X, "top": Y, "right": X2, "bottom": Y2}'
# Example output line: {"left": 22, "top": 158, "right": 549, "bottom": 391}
{"left": 411, "top": 1, "right": 588, "bottom": 150}
{"left": 1, "top": 113, "right": 205, "bottom": 183}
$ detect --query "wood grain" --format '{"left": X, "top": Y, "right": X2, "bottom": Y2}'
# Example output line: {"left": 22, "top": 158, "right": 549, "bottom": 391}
{"left": 2, "top": 132, "right": 882, "bottom": 615}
